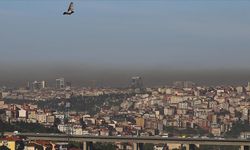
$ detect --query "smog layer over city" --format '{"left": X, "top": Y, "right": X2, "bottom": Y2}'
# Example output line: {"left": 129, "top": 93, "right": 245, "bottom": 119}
{"left": 0, "top": 0, "right": 250, "bottom": 150}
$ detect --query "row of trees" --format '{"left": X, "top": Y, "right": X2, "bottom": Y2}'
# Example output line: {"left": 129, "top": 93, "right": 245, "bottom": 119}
{"left": 224, "top": 120, "right": 250, "bottom": 138}
{"left": 0, "top": 120, "right": 60, "bottom": 133}
{"left": 5, "top": 93, "right": 135, "bottom": 115}
{"left": 37, "top": 93, "right": 134, "bottom": 115}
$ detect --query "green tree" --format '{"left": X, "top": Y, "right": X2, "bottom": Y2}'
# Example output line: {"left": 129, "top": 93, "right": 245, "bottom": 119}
{"left": 225, "top": 120, "right": 250, "bottom": 138}
{"left": 0, "top": 145, "right": 10, "bottom": 150}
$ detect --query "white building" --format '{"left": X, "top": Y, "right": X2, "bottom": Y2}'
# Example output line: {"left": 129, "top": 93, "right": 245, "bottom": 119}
{"left": 18, "top": 109, "right": 27, "bottom": 118}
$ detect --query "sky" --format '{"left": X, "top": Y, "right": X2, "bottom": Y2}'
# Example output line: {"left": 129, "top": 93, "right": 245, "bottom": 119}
{"left": 0, "top": 0, "right": 250, "bottom": 87}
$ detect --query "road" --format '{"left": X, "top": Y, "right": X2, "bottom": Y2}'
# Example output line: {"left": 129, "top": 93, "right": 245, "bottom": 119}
{"left": 18, "top": 133, "right": 250, "bottom": 146}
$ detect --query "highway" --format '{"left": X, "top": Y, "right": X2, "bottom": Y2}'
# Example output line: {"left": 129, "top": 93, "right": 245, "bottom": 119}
{"left": 18, "top": 133, "right": 250, "bottom": 146}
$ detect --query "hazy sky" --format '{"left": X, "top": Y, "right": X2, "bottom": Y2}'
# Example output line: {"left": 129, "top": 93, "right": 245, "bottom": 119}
{"left": 1, "top": 0, "right": 250, "bottom": 86}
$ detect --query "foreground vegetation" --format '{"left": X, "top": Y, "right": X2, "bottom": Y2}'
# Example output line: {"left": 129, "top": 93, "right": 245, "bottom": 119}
{"left": 0, "top": 120, "right": 60, "bottom": 133}
{"left": 4, "top": 93, "right": 134, "bottom": 115}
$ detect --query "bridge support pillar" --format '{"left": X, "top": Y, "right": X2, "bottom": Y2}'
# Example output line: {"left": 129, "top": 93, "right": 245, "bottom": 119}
{"left": 139, "top": 143, "right": 143, "bottom": 150}
{"left": 83, "top": 142, "right": 87, "bottom": 150}
{"left": 133, "top": 143, "right": 138, "bottom": 150}
{"left": 132, "top": 143, "right": 143, "bottom": 150}
{"left": 180, "top": 144, "right": 184, "bottom": 150}
{"left": 82, "top": 142, "right": 93, "bottom": 150}
{"left": 186, "top": 144, "right": 196, "bottom": 150}
{"left": 241, "top": 145, "right": 250, "bottom": 150}
{"left": 163, "top": 144, "right": 168, "bottom": 150}
{"left": 123, "top": 143, "right": 127, "bottom": 150}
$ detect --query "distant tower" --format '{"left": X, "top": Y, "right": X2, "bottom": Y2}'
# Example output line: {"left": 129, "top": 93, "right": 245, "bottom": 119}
{"left": 26, "top": 81, "right": 30, "bottom": 90}
{"left": 131, "top": 76, "right": 143, "bottom": 90}
{"left": 32, "top": 80, "right": 47, "bottom": 90}
{"left": 246, "top": 82, "right": 250, "bottom": 91}
{"left": 56, "top": 78, "right": 65, "bottom": 89}
{"left": 246, "top": 82, "right": 250, "bottom": 95}
{"left": 39, "top": 81, "right": 47, "bottom": 89}
{"left": 173, "top": 81, "right": 184, "bottom": 88}
{"left": 183, "top": 81, "right": 195, "bottom": 88}
{"left": 173, "top": 81, "right": 195, "bottom": 88}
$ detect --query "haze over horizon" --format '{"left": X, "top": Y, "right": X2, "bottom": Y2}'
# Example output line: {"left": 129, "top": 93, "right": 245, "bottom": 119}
{"left": 1, "top": 0, "right": 250, "bottom": 87}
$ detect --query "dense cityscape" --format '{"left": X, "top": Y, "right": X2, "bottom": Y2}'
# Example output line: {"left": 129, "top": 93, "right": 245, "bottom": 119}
{"left": 1, "top": 0, "right": 250, "bottom": 149}
{"left": 1, "top": 77, "right": 250, "bottom": 150}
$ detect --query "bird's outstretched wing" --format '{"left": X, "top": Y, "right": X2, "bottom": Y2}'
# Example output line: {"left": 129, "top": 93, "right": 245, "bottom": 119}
{"left": 68, "top": 2, "right": 74, "bottom": 12}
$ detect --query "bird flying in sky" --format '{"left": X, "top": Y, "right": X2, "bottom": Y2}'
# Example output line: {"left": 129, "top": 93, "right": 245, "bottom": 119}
{"left": 63, "top": 2, "right": 74, "bottom": 15}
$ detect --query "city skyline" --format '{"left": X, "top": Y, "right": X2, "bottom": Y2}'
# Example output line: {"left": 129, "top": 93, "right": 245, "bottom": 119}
{"left": 3, "top": 72, "right": 250, "bottom": 88}
{"left": 1, "top": 1, "right": 250, "bottom": 150}
{"left": 1, "top": 0, "right": 250, "bottom": 87}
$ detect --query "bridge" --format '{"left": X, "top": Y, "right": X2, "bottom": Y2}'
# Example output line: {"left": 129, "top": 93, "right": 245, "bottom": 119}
{"left": 18, "top": 133, "right": 250, "bottom": 150}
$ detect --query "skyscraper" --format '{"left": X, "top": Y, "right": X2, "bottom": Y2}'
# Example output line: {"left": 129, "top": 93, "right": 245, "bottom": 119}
{"left": 131, "top": 76, "right": 143, "bottom": 89}
{"left": 173, "top": 81, "right": 195, "bottom": 88}
{"left": 56, "top": 78, "right": 65, "bottom": 89}
{"left": 246, "top": 82, "right": 250, "bottom": 91}
{"left": 32, "top": 80, "right": 47, "bottom": 90}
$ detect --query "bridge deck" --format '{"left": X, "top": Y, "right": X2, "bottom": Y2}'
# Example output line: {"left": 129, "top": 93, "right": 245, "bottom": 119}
{"left": 18, "top": 133, "right": 250, "bottom": 146}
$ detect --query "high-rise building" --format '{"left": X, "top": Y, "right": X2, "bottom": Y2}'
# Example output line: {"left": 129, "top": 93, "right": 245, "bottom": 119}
{"left": 173, "top": 81, "right": 183, "bottom": 88}
{"left": 26, "top": 81, "right": 30, "bottom": 90}
{"left": 32, "top": 80, "right": 47, "bottom": 90}
{"left": 173, "top": 81, "right": 195, "bottom": 88}
{"left": 131, "top": 76, "right": 143, "bottom": 89}
{"left": 245, "top": 82, "right": 250, "bottom": 95}
{"left": 56, "top": 78, "right": 65, "bottom": 89}
{"left": 246, "top": 82, "right": 250, "bottom": 91}
{"left": 184, "top": 81, "right": 195, "bottom": 88}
